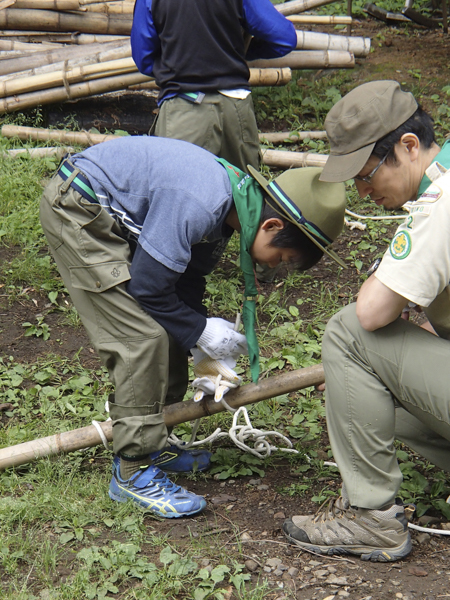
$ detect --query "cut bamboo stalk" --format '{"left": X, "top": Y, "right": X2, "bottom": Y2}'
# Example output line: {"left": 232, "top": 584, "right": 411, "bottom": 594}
{"left": 259, "top": 131, "right": 327, "bottom": 143}
{"left": 0, "top": 38, "right": 130, "bottom": 76}
{"left": 262, "top": 148, "right": 328, "bottom": 168}
{"left": 0, "top": 9, "right": 132, "bottom": 35}
{"left": 249, "top": 50, "right": 355, "bottom": 70}
{"left": 0, "top": 56, "right": 137, "bottom": 97}
{"left": 0, "top": 0, "right": 15, "bottom": 8}
{"left": 296, "top": 31, "right": 370, "bottom": 57}
{"left": 0, "top": 31, "right": 128, "bottom": 44}
{"left": 2, "top": 124, "right": 119, "bottom": 145}
{"left": 0, "top": 71, "right": 150, "bottom": 113}
{"left": 74, "top": 1, "right": 134, "bottom": 14}
{"left": 0, "top": 363, "right": 325, "bottom": 471}
{"left": 12, "top": 0, "right": 81, "bottom": 8}
{"left": 0, "top": 39, "right": 60, "bottom": 52}
{"left": 276, "top": 0, "right": 338, "bottom": 16}
{"left": 3, "top": 146, "right": 74, "bottom": 158}
{"left": 288, "top": 14, "right": 352, "bottom": 24}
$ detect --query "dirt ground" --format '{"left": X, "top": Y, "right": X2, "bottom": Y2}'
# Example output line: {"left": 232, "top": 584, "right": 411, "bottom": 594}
{"left": 2, "top": 15, "right": 450, "bottom": 600}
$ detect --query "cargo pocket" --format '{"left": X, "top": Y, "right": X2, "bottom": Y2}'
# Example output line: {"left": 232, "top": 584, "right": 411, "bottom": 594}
{"left": 70, "top": 261, "right": 131, "bottom": 293}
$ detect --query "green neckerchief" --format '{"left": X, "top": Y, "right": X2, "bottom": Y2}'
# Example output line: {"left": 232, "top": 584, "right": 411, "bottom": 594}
{"left": 215, "top": 157, "right": 263, "bottom": 383}
{"left": 417, "top": 139, "right": 450, "bottom": 197}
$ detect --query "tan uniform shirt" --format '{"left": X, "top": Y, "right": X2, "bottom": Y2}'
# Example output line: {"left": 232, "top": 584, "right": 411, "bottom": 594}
{"left": 376, "top": 162, "right": 450, "bottom": 339}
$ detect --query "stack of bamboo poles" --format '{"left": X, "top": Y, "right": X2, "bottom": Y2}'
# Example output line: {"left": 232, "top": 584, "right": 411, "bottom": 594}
{"left": 0, "top": 0, "right": 370, "bottom": 115}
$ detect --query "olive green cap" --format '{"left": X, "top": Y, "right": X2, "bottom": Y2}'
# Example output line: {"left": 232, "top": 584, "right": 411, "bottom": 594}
{"left": 247, "top": 165, "right": 347, "bottom": 268}
{"left": 320, "top": 80, "right": 418, "bottom": 183}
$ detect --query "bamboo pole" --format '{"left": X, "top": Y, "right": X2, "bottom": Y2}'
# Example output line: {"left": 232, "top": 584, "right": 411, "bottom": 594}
{"left": 262, "top": 148, "right": 328, "bottom": 168}
{"left": 0, "top": 9, "right": 132, "bottom": 35}
{"left": 0, "top": 31, "right": 128, "bottom": 44}
{"left": 288, "top": 15, "right": 352, "bottom": 24}
{"left": 0, "top": 0, "right": 15, "bottom": 8}
{"left": 74, "top": 1, "right": 135, "bottom": 14}
{"left": 12, "top": 0, "right": 81, "bottom": 8}
{"left": 0, "top": 56, "right": 137, "bottom": 97}
{"left": 0, "top": 364, "right": 325, "bottom": 471}
{"left": 0, "top": 39, "right": 60, "bottom": 52}
{"left": 0, "top": 38, "right": 130, "bottom": 76}
{"left": 2, "top": 124, "right": 119, "bottom": 144}
{"left": 0, "top": 71, "right": 150, "bottom": 113}
{"left": 276, "top": 0, "right": 338, "bottom": 16}
{"left": 296, "top": 31, "right": 370, "bottom": 57}
{"left": 3, "top": 146, "right": 74, "bottom": 158}
{"left": 259, "top": 131, "right": 327, "bottom": 143}
{"left": 249, "top": 50, "right": 355, "bottom": 70}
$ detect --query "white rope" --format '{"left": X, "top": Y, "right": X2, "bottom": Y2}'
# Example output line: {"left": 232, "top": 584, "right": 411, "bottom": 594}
{"left": 92, "top": 400, "right": 112, "bottom": 450}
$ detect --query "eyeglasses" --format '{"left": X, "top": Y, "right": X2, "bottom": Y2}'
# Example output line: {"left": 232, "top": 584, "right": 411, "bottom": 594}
{"left": 354, "top": 153, "right": 389, "bottom": 185}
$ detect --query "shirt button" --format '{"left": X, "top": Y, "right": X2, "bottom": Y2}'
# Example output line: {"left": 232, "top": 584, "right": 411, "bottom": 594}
{"left": 95, "top": 281, "right": 101, "bottom": 288}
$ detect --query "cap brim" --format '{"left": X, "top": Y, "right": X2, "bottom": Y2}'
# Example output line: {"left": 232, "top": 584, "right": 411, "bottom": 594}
{"left": 319, "top": 142, "right": 375, "bottom": 183}
{"left": 248, "top": 165, "right": 347, "bottom": 269}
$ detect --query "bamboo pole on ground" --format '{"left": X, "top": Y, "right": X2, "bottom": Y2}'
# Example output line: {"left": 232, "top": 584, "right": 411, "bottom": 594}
{"left": 276, "top": 0, "right": 338, "bottom": 16}
{"left": 0, "top": 31, "right": 128, "bottom": 44}
{"left": 0, "top": 56, "right": 137, "bottom": 97}
{"left": 0, "top": 364, "right": 325, "bottom": 471}
{"left": 11, "top": 0, "right": 82, "bottom": 8}
{"left": 1, "top": 124, "right": 119, "bottom": 144}
{"left": 0, "top": 38, "right": 130, "bottom": 76}
{"left": 262, "top": 148, "right": 328, "bottom": 168}
{"left": 74, "top": 1, "right": 135, "bottom": 14}
{"left": 288, "top": 15, "right": 352, "bottom": 24}
{"left": 3, "top": 146, "right": 74, "bottom": 158}
{"left": 0, "top": 9, "right": 132, "bottom": 35}
{"left": 0, "top": 40, "right": 61, "bottom": 52}
{"left": 0, "top": 71, "right": 150, "bottom": 113}
{"left": 259, "top": 131, "right": 327, "bottom": 143}
{"left": 296, "top": 31, "right": 370, "bottom": 57}
{"left": 249, "top": 50, "right": 355, "bottom": 70}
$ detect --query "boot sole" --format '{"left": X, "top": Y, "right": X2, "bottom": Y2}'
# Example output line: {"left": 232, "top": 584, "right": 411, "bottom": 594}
{"left": 284, "top": 531, "right": 412, "bottom": 562}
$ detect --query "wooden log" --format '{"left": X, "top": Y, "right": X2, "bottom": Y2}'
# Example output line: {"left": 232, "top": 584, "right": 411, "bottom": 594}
{"left": 0, "top": 38, "right": 130, "bottom": 76}
{"left": 288, "top": 15, "right": 352, "bottom": 24}
{"left": 261, "top": 148, "right": 328, "bottom": 168}
{"left": 276, "top": 0, "right": 338, "bottom": 16}
{"left": 0, "top": 8, "right": 132, "bottom": 35}
{"left": 0, "top": 363, "right": 325, "bottom": 471}
{"left": 296, "top": 31, "right": 370, "bottom": 57}
{"left": 2, "top": 124, "right": 119, "bottom": 144}
{"left": 0, "top": 56, "right": 137, "bottom": 97}
{"left": 12, "top": 0, "right": 81, "bottom": 9}
{"left": 0, "top": 71, "right": 150, "bottom": 113}
{"left": 259, "top": 131, "right": 327, "bottom": 144}
{"left": 249, "top": 50, "right": 355, "bottom": 70}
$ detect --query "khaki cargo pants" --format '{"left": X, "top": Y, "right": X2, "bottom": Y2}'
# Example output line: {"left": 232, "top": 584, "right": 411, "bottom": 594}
{"left": 322, "top": 303, "right": 450, "bottom": 509}
{"left": 39, "top": 170, "right": 188, "bottom": 458}
{"left": 154, "top": 92, "right": 261, "bottom": 172}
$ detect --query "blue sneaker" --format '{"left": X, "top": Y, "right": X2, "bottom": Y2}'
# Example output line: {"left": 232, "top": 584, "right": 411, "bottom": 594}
{"left": 150, "top": 445, "right": 212, "bottom": 473}
{"left": 109, "top": 461, "right": 206, "bottom": 518}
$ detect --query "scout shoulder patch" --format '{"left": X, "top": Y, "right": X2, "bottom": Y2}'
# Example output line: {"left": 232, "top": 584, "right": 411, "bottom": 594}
{"left": 390, "top": 230, "right": 412, "bottom": 260}
{"left": 418, "top": 183, "right": 442, "bottom": 203}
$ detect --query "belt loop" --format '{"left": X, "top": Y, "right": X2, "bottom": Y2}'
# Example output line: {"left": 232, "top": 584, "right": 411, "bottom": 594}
{"left": 61, "top": 164, "right": 80, "bottom": 193}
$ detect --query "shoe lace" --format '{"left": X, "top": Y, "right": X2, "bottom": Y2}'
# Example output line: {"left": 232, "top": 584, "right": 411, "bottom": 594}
{"left": 312, "top": 495, "right": 353, "bottom": 524}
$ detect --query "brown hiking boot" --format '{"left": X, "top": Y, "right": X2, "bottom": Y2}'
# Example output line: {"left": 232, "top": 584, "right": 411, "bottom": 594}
{"left": 283, "top": 494, "right": 412, "bottom": 562}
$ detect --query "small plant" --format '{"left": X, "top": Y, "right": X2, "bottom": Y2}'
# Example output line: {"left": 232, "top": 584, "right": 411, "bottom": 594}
{"left": 209, "top": 447, "right": 265, "bottom": 480}
{"left": 22, "top": 315, "right": 50, "bottom": 340}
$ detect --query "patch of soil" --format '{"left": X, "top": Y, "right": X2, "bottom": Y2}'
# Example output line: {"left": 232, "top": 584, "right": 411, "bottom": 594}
{"left": 2, "top": 15, "right": 450, "bottom": 598}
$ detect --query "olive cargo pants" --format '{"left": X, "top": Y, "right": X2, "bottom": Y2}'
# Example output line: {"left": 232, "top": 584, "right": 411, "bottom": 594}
{"left": 40, "top": 170, "right": 188, "bottom": 458}
{"left": 322, "top": 303, "right": 450, "bottom": 509}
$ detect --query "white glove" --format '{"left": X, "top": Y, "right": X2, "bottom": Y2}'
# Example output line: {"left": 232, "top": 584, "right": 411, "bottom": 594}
{"left": 196, "top": 317, "right": 248, "bottom": 361}
{"left": 190, "top": 347, "right": 242, "bottom": 402}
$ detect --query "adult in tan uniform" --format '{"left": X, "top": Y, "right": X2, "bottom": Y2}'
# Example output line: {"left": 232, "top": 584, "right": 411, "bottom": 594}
{"left": 283, "top": 80, "right": 450, "bottom": 562}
